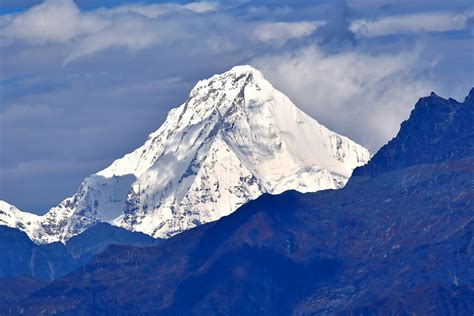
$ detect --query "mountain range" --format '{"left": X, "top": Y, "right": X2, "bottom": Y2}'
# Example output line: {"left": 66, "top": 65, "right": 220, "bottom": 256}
{"left": 5, "top": 88, "right": 473, "bottom": 314}
{"left": 0, "top": 65, "right": 369, "bottom": 244}
{"left": 0, "top": 223, "right": 159, "bottom": 281}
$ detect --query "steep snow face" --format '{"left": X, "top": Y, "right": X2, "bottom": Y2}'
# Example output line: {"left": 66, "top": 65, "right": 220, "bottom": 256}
{"left": 113, "top": 66, "right": 370, "bottom": 238}
{"left": 1, "top": 66, "right": 370, "bottom": 243}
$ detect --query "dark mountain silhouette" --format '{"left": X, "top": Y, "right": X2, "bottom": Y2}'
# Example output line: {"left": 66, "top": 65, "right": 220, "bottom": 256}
{"left": 4, "top": 88, "right": 473, "bottom": 315}
{"left": 0, "top": 223, "right": 159, "bottom": 282}
{"left": 0, "top": 226, "right": 76, "bottom": 281}
{"left": 66, "top": 222, "right": 160, "bottom": 265}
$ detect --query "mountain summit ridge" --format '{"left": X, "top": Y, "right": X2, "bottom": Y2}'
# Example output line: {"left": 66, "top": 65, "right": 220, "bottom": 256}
{"left": 0, "top": 65, "right": 370, "bottom": 243}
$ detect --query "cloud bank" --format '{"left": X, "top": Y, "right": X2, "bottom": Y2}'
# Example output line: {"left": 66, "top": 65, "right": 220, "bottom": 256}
{"left": 2, "top": 0, "right": 316, "bottom": 63}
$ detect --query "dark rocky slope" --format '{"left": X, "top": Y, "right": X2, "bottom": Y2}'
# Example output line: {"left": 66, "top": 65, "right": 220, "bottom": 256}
{"left": 0, "top": 223, "right": 159, "bottom": 281}
{"left": 353, "top": 88, "right": 474, "bottom": 176}
{"left": 0, "top": 277, "right": 46, "bottom": 307}
{"left": 65, "top": 222, "right": 160, "bottom": 265}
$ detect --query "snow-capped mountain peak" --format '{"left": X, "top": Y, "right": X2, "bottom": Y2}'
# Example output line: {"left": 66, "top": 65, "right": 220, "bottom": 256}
{"left": 1, "top": 65, "right": 370, "bottom": 243}
{"left": 98, "top": 65, "right": 263, "bottom": 179}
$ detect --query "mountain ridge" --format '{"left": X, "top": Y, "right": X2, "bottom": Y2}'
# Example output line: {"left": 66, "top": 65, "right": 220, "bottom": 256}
{"left": 353, "top": 88, "right": 474, "bottom": 176}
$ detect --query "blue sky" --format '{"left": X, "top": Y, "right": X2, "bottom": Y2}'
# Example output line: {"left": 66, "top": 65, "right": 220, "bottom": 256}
{"left": 0, "top": 0, "right": 473, "bottom": 214}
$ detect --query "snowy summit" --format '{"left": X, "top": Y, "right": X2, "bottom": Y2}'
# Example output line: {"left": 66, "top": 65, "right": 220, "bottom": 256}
{"left": 0, "top": 65, "right": 370, "bottom": 243}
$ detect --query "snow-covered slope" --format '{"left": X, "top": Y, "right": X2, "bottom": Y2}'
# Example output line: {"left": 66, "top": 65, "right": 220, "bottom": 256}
{"left": 0, "top": 201, "right": 47, "bottom": 242}
{"left": 1, "top": 66, "right": 370, "bottom": 243}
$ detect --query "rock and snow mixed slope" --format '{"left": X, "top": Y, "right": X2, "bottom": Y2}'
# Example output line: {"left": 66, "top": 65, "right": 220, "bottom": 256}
{"left": 0, "top": 201, "right": 47, "bottom": 242}
{"left": 0, "top": 65, "right": 370, "bottom": 243}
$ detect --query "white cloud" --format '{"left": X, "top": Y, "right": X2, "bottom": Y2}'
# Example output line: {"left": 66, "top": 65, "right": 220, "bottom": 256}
{"left": 1, "top": 0, "right": 220, "bottom": 62}
{"left": 252, "top": 45, "right": 434, "bottom": 150}
{"left": 253, "top": 21, "right": 322, "bottom": 46}
{"left": 183, "top": 2, "right": 220, "bottom": 14}
{"left": 64, "top": 16, "right": 164, "bottom": 63}
{"left": 3, "top": 0, "right": 106, "bottom": 43}
{"left": 1, "top": 0, "right": 315, "bottom": 63}
{"left": 351, "top": 11, "right": 474, "bottom": 37}
{"left": 4, "top": 0, "right": 471, "bottom": 66}
{"left": 99, "top": 2, "right": 219, "bottom": 18}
